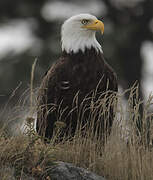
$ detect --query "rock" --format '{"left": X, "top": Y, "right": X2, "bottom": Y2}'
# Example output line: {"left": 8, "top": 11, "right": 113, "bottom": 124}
{"left": 0, "top": 162, "right": 106, "bottom": 180}
{"left": 48, "top": 161, "right": 106, "bottom": 180}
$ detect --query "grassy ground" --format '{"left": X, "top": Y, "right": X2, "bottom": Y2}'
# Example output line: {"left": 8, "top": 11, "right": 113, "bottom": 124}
{"left": 0, "top": 84, "right": 153, "bottom": 180}
{"left": 0, "top": 62, "right": 153, "bottom": 179}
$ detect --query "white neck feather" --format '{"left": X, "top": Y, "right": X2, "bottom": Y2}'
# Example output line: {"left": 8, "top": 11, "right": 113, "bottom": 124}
{"left": 61, "top": 25, "right": 102, "bottom": 54}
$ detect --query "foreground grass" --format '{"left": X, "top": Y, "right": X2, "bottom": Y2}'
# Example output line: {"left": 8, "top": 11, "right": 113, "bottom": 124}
{"left": 0, "top": 86, "right": 153, "bottom": 180}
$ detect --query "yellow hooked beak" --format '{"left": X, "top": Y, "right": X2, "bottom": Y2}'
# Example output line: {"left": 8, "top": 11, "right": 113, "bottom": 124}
{"left": 83, "top": 19, "right": 104, "bottom": 34}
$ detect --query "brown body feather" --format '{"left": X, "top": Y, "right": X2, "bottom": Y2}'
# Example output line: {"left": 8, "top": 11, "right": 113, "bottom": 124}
{"left": 36, "top": 48, "right": 118, "bottom": 140}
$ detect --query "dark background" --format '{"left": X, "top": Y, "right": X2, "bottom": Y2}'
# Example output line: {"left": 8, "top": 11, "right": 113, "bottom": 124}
{"left": 0, "top": 0, "right": 153, "bottom": 108}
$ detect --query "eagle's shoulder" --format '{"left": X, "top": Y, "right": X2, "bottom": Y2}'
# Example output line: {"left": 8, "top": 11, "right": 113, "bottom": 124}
{"left": 39, "top": 55, "right": 71, "bottom": 96}
{"left": 46, "top": 56, "right": 68, "bottom": 77}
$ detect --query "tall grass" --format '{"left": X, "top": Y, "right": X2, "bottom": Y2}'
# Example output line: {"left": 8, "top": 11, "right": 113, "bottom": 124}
{"left": 0, "top": 60, "right": 153, "bottom": 179}
{"left": 0, "top": 84, "right": 153, "bottom": 180}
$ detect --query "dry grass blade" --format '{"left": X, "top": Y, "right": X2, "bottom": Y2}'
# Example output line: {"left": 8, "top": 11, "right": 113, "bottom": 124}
{"left": 0, "top": 82, "right": 153, "bottom": 179}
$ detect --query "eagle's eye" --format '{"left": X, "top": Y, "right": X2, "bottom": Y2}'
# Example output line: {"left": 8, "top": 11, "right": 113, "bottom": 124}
{"left": 81, "top": 19, "right": 89, "bottom": 25}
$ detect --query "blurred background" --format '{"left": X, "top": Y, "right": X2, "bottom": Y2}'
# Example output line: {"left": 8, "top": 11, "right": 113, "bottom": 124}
{"left": 0, "top": 0, "right": 153, "bottom": 111}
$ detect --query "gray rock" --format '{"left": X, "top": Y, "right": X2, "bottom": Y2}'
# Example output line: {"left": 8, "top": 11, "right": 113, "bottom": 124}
{"left": 48, "top": 161, "right": 106, "bottom": 180}
{"left": 0, "top": 162, "right": 106, "bottom": 180}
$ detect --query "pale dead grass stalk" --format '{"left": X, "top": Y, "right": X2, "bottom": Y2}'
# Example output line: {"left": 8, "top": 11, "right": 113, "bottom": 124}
{"left": 29, "top": 58, "right": 37, "bottom": 116}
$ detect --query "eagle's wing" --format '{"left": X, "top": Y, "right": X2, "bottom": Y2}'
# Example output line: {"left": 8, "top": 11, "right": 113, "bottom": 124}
{"left": 36, "top": 57, "right": 71, "bottom": 139}
{"left": 102, "top": 55, "right": 118, "bottom": 92}
{"left": 95, "top": 54, "right": 118, "bottom": 137}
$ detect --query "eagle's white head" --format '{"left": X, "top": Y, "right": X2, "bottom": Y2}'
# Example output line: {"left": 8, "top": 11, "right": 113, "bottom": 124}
{"left": 61, "top": 14, "right": 104, "bottom": 54}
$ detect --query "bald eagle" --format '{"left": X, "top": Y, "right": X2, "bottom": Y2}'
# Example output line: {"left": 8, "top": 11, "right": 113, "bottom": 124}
{"left": 36, "top": 14, "right": 118, "bottom": 141}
